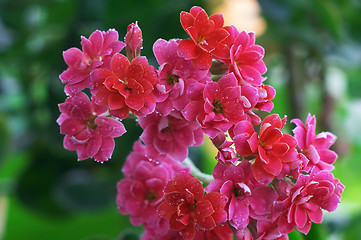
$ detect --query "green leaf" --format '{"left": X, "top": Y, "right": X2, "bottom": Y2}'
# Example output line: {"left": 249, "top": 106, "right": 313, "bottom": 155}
{"left": 289, "top": 229, "right": 304, "bottom": 240}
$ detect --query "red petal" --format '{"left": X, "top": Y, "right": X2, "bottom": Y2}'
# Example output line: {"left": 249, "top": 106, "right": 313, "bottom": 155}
{"left": 169, "top": 213, "right": 187, "bottom": 230}
{"left": 108, "top": 92, "right": 125, "bottom": 110}
{"left": 261, "top": 127, "right": 282, "bottom": 146}
{"left": 190, "top": 6, "right": 203, "bottom": 17}
{"left": 125, "top": 94, "right": 145, "bottom": 111}
{"left": 268, "top": 142, "right": 289, "bottom": 156}
{"left": 207, "top": 28, "right": 230, "bottom": 45}
{"left": 180, "top": 11, "right": 195, "bottom": 30}
{"left": 181, "top": 223, "right": 196, "bottom": 240}
{"left": 178, "top": 39, "right": 200, "bottom": 60}
{"left": 196, "top": 199, "right": 215, "bottom": 218}
{"left": 196, "top": 215, "right": 216, "bottom": 231}
{"left": 209, "top": 13, "right": 224, "bottom": 28}
{"left": 193, "top": 8, "right": 211, "bottom": 35}
{"left": 111, "top": 53, "right": 129, "bottom": 79}
{"left": 192, "top": 51, "right": 212, "bottom": 70}
{"left": 262, "top": 156, "right": 282, "bottom": 176}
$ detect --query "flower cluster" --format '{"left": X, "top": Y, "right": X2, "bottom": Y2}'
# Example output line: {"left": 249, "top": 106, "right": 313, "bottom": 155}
{"left": 57, "top": 6, "right": 343, "bottom": 240}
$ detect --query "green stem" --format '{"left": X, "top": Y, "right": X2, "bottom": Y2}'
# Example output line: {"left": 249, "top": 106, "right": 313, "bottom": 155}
{"left": 183, "top": 157, "right": 214, "bottom": 185}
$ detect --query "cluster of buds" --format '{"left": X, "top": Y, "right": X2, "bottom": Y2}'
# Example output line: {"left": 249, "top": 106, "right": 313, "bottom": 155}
{"left": 57, "top": 6, "right": 344, "bottom": 240}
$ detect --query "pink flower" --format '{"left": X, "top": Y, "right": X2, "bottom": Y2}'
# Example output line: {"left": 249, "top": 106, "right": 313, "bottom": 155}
{"left": 57, "top": 92, "right": 126, "bottom": 161}
{"left": 215, "top": 140, "right": 239, "bottom": 164}
{"left": 125, "top": 22, "right": 143, "bottom": 60}
{"left": 182, "top": 73, "right": 256, "bottom": 138}
{"left": 291, "top": 114, "right": 338, "bottom": 172}
{"left": 60, "top": 29, "right": 125, "bottom": 95}
{"left": 256, "top": 211, "right": 288, "bottom": 240}
{"left": 152, "top": 38, "right": 210, "bottom": 115}
{"left": 275, "top": 170, "right": 344, "bottom": 234}
{"left": 117, "top": 141, "right": 189, "bottom": 228}
{"left": 90, "top": 53, "right": 158, "bottom": 118}
{"left": 232, "top": 120, "right": 259, "bottom": 157}
{"left": 206, "top": 161, "right": 276, "bottom": 230}
{"left": 138, "top": 110, "right": 204, "bottom": 161}
{"left": 226, "top": 30, "right": 267, "bottom": 86}
{"left": 255, "top": 84, "right": 276, "bottom": 112}
{"left": 122, "top": 140, "right": 189, "bottom": 178}
{"left": 253, "top": 114, "right": 299, "bottom": 184}
{"left": 178, "top": 6, "right": 230, "bottom": 70}
{"left": 158, "top": 172, "right": 228, "bottom": 240}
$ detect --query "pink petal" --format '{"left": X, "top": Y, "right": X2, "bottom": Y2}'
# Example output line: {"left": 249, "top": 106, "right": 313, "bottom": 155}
{"left": 93, "top": 137, "right": 115, "bottom": 161}
{"left": 63, "top": 48, "right": 86, "bottom": 68}
{"left": 308, "top": 207, "right": 323, "bottom": 223}
{"left": 60, "top": 118, "right": 84, "bottom": 135}
{"left": 294, "top": 205, "right": 307, "bottom": 228}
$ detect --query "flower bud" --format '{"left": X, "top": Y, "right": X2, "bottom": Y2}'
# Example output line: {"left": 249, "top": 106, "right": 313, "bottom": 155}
{"left": 124, "top": 22, "right": 142, "bottom": 61}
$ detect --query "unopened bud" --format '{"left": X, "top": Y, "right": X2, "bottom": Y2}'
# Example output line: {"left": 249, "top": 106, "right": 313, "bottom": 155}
{"left": 125, "top": 22, "right": 143, "bottom": 61}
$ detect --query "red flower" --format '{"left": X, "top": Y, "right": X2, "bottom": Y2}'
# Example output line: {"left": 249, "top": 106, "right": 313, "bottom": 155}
{"left": 253, "top": 114, "right": 299, "bottom": 184}
{"left": 158, "top": 172, "right": 228, "bottom": 240}
{"left": 90, "top": 53, "right": 158, "bottom": 118}
{"left": 178, "top": 6, "right": 230, "bottom": 70}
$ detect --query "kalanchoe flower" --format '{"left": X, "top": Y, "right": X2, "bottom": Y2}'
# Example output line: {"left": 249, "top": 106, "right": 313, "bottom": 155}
{"left": 275, "top": 170, "right": 344, "bottom": 235}
{"left": 117, "top": 140, "right": 190, "bottom": 229}
{"left": 253, "top": 114, "right": 299, "bottom": 184}
{"left": 215, "top": 140, "right": 239, "bottom": 164}
{"left": 153, "top": 38, "right": 211, "bottom": 115}
{"left": 90, "top": 53, "right": 158, "bottom": 118}
{"left": 122, "top": 140, "right": 189, "bottom": 178}
{"left": 158, "top": 172, "right": 228, "bottom": 240}
{"left": 232, "top": 119, "right": 259, "bottom": 157}
{"left": 60, "top": 29, "right": 125, "bottom": 95}
{"left": 206, "top": 161, "right": 277, "bottom": 230}
{"left": 182, "top": 73, "right": 256, "bottom": 138}
{"left": 224, "top": 28, "right": 267, "bottom": 86}
{"left": 255, "top": 84, "right": 276, "bottom": 112}
{"left": 291, "top": 114, "right": 338, "bottom": 173}
{"left": 178, "top": 6, "right": 230, "bottom": 70}
{"left": 125, "top": 22, "right": 143, "bottom": 61}
{"left": 138, "top": 110, "right": 204, "bottom": 161}
{"left": 57, "top": 92, "right": 126, "bottom": 161}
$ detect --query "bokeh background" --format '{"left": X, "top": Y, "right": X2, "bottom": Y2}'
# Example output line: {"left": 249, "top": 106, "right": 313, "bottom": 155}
{"left": 1, "top": 0, "right": 361, "bottom": 239}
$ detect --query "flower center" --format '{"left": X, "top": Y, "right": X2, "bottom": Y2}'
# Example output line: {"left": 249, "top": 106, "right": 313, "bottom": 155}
{"left": 234, "top": 187, "right": 245, "bottom": 197}
{"left": 167, "top": 73, "right": 179, "bottom": 85}
{"left": 233, "top": 183, "right": 251, "bottom": 198}
{"left": 212, "top": 99, "right": 224, "bottom": 114}
{"left": 196, "top": 35, "right": 208, "bottom": 46}
{"left": 146, "top": 192, "right": 157, "bottom": 202}
{"left": 87, "top": 115, "right": 97, "bottom": 130}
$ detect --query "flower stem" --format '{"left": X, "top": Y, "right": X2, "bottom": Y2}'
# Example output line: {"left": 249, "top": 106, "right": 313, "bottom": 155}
{"left": 183, "top": 157, "right": 214, "bottom": 185}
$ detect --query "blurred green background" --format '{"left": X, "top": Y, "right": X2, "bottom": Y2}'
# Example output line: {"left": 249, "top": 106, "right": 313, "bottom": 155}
{"left": 0, "top": 0, "right": 361, "bottom": 239}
